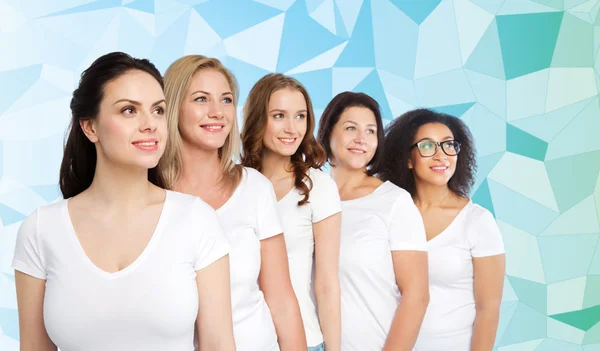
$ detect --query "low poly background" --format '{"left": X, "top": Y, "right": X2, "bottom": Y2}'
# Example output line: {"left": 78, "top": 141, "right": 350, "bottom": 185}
{"left": 1, "top": 0, "right": 600, "bottom": 350}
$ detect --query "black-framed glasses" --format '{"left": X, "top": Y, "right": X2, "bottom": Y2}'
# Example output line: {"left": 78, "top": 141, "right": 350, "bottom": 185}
{"left": 411, "top": 140, "right": 461, "bottom": 157}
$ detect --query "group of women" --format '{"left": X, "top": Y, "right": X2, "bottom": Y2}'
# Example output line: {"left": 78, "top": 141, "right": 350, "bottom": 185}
{"left": 12, "top": 52, "right": 506, "bottom": 351}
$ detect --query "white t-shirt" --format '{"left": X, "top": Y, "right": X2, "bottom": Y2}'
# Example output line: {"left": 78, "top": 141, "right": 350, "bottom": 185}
{"left": 216, "top": 167, "right": 283, "bottom": 351}
{"left": 12, "top": 191, "right": 229, "bottom": 351}
{"left": 277, "top": 168, "right": 342, "bottom": 347}
{"left": 339, "top": 181, "right": 427, "bottom": 351}
{"left": 414, "top": 202, "right": 505, "bottom": 351}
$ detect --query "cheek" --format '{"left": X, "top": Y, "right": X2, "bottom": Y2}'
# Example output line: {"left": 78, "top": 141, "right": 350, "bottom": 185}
{"left": 98, "top": 116, "right": 128, "bottom": 143}
{"left": 264, "top": 120, "right": 280, "bottom": 140}
{"left": 180, "top": 102, "right": 204, "bottom": 124}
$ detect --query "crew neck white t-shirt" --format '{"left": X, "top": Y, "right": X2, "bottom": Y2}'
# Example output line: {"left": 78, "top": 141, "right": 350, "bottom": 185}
{"left": 216, "top": 167, "right": 284, "bottom": 351}
{"left": 338, "top": 181, "right": 427, "bottom": 350}
{"left": 12, "top": 190, "right": 229, "bottom": 351}
{"left": 414, "top": 201, "right": 505, "bottom": 351}
{"left": 277, "top": 168, "right": 341, "bottom": 347}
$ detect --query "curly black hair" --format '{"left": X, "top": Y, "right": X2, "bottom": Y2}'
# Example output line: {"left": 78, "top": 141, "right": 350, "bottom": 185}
{"left": 316, "top": 91, "right": 385, "bottom": 176}
{"left": 379, "top": 109, "right": 477, "bottom": 198}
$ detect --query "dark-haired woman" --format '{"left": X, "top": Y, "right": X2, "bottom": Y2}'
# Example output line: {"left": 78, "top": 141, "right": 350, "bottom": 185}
{"left": 12, "top": 52, "right": 235, "bottom": 351}
{"left": 317, "top": 92, "right": 429, "bottom": 351}
{"left": 379, "top": 109, "right": 505, "bottom": 351}
{"left": 241, "top": 74, "right": 341, "bottom": 351}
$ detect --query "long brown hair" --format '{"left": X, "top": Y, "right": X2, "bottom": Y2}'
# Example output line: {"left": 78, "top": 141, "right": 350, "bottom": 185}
{"left": 159, "top": 55, "right": 243, "bottom": 191}
{"left": 241, "top": 73, "right": 326, "bottom": 206}
{"left": 59, "top": 52, "right": 165, "bottom": 198}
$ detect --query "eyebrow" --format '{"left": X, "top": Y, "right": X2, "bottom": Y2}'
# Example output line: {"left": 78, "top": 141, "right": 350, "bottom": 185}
{"left": 191, "top": 90, "right": 233, "bottom": 96}
{"left": 269, "top": 109, "right": 308, "bottom": 114}
{"left": 343, "top": 120, "right": 377, "bottom": 128}
{"left": 113, "top": 99, "right": 165, "bottom": 107}
{"left": 417, "top": 136, "right": 454, "bottom": 142}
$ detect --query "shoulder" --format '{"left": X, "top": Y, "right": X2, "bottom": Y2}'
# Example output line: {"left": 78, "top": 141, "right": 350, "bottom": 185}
{"left": 382, "top": 182, "right": 414, "bottom": 207}
{"left": 308, "top": 168, "right": 336, "bottom": 188}
{"left": 166, "top": 190, "right": 215, "bottom": 217}
{"left": 242, "top": 166, "right": 273, "bottom": 190}
{"left": 464, "top": 202, "right": 495, "bottom": 226}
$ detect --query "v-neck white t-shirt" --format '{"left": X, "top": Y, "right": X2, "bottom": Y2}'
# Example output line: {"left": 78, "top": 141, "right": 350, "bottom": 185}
{"left": 216, "top": 167, "right": 284, "bottom": 351}
{"left": 414, "top": 202, "right": 505, "bottom": 351}
{"left": 12, "top": 190, "right": 230, "bottom": 351}
{"left": 277, "top": 168, "right": 341, "bottom": 347}
{"left": 338, "top": 181, "right": 427, "bottom": 350}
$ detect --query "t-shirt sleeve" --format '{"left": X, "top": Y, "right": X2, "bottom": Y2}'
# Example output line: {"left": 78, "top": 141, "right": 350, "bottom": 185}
{"left": 388, "top": 192, "right": 427, "bottom": 252}
{"left": 311, "top": 172, "right": 342, "bottom": 223}
{"left": 256, "top": 180, "right": 284, "bottom": 241}
{"left": 12, "top": 209, "right": 47, "bottom": 280}
{"left": 192, "top": 200, "right": 231, "bottom": 271}
{"left": 467, "top": 208, "right": 505, "bottom": 258}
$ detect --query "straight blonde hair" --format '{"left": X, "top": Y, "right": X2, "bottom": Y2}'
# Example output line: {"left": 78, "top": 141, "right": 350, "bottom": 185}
{"left": 159, "top": 55, "right": 243, "bottom": 191}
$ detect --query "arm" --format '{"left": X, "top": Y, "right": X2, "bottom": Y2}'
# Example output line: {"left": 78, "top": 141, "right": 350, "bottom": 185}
{"left": 196, "top": 254, "right": 236, "bottom": 351}
{"left": 14, "top": 271, "right": 56, "bottom": 351}
{"left": 313, "top": 213, "right": 341, "bottom": 351}
{"left": 259, "top": 234, "right": 307, "bottom": 351}
{"left": 383, "top": 250, "right": 429, "bottom": 351}
{"left": 471, "top": 254, "right": 505, "bottom": 351}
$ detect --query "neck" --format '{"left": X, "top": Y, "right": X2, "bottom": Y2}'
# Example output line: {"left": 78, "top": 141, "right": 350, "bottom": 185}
{"left": 413, "top": 180, "right": 450, "bottom": 208}
{"left": 86, "top": 156, "right": 154, "bottom": 208}
{"left": 178, "top": 140, "right": 222, "bottom": 191}
{"left": 260, "top": 150, "right": 293, "bottom": 181}
{"left": 330, "top": 164, "right": 369, "bottom": 191}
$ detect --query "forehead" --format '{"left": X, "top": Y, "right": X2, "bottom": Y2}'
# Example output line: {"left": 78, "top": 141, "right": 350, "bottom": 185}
{"left": 188, "top": 69, "right": 231, "bottom": 91}
{"left": 268, "top": 88, "right": 306, "bottom": 108}
{"left": 338, "top": 106, "right": 376, "bottom": 124}
{"left": 414, "top": 122, "right": 453, "bottom": 141}
{"left": 102, "top": 70, "right": 164, "bottom": 103}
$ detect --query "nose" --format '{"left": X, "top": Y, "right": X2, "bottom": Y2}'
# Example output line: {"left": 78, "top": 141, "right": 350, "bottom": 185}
{"left": 354, "top": 129, "right": 368, "bottom": 144}
{"left": 283, "top": 118, "right": 296, "bottom": 134}
{"left": 207, "top": 99, "right": 224, "bottom": 119}
{"left": 140, "top": 110, "right": 158, "bottom": 132}
{"left": 432, "top": 144, "right": 447, "bottom": 160}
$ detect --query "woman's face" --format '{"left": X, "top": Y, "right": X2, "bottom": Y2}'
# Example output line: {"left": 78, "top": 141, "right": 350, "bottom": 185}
{"left": 84, "top": 70, "right": 167, "bottom": 171}
{"left": 329, "top": 106, "right": 378, "bottom": 171}
{"left": 409, "top": 122, "right": 459, "bottom": 187}
{"left": 262, "top": 88, "right": 308, "bottom": 157}
{"left": 178, "top": 69, "right": 236, "bottom": 152}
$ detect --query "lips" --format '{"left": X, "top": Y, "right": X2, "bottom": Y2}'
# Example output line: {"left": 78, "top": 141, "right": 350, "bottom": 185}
{"left": 430, "top": 164, "right": 449, "bottom": 173}
{"left": 200, "top": 124, "right": 224, "bottom": 132}
{"left": 278, "top": 137, "right": 297, "bottom": 145}
{"left": 132, "top": 138, "right": 159, "bottom": 151}
{"left": 348, "top": 148, "right": 366, "bottom": 154}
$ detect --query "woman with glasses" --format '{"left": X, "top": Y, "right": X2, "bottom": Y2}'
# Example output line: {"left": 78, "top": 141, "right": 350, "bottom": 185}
{"left": 379, "top": 109, "right": 506, "bottom": 351}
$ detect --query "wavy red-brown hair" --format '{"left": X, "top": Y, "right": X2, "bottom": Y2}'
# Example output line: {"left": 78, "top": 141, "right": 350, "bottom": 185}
{"left": 241, "top": 73, "right": 326, "bottom": 206}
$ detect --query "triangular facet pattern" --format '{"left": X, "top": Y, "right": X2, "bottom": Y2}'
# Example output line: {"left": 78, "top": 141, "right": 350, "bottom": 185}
{"left": 1, "top": 1, "right": 600, "bottom": 349}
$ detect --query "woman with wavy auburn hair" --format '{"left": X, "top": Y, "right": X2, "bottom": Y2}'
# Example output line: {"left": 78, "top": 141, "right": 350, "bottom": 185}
{"left": 242, "top": 73, "right": 342, "bottom": 351}
{"left": 160, "top": 56, "right": 306, "bottom": 351}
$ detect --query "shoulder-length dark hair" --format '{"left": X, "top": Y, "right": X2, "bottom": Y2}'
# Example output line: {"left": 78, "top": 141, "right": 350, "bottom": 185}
{"left": 241, "top": 73, "right": 326, "bottom": 206}
{"left": 59, "top": 52, "right": 165, "bottom": 199}
{"left": 379, "top": 108, "right": 477, "bottom": 197}
{"left": 316, "top": 91, "right": 385, "bottom": 176}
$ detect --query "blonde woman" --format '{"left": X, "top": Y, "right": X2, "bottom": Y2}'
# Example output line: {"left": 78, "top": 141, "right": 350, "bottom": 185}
{"left": 159, "top": 56, "right": 306, "bottom": 351}
{"left": 242, "top": 73, "right": 341, "bottom": 351}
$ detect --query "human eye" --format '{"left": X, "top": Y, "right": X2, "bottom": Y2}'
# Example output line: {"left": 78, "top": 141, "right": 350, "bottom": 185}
{"left": 122, "top": 106, "right": 136, "bottom": 115}
{"left": 194, "top": 96, "right": 207, "bottom": 102}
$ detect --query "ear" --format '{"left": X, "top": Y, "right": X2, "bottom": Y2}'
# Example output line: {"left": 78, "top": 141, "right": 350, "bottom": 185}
{"left": 80, "top": 119, "right": 99, "bottom": 143}
{"left": 408, "top": 157, "right": 413, "bottom": 169}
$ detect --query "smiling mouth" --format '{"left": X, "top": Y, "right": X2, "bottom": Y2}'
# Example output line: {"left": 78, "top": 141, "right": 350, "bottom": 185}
{"left": 348, "top": 148, "right": 366, "bottom": 154}
{"left": 132, "top": 141, "right": 157, "bottom": 146}
{"left": 431, "top": 165, "right": 449, "bottom": 172}
{"left": 279, "top": 137, "right": 297, "bottom": 145}
{"left": 201, "top": 125, "right": 224, "bottom": 131}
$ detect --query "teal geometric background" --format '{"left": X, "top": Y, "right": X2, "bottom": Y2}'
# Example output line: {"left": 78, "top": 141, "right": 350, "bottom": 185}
{"left": 1, "top": 0, "right": 600, "bottom": 350}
